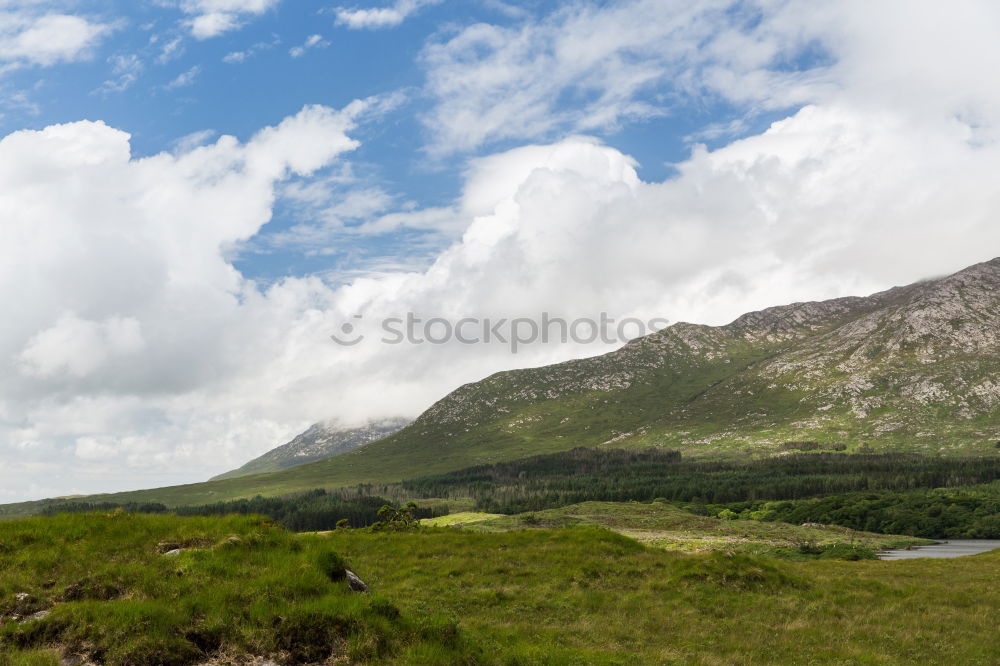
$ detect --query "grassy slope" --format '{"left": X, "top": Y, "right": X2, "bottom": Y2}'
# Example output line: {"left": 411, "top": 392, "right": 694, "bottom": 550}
{"left": 0, "top": 328, "right": 810, "bottom": 515}
{"left": 457, "top": 501, "right": 930, "bottom": 555}
{"left": 0, "top": 513, "right": 468, "bottom": 665}
{"left": 5, "top": 263, "right": 1000, "bottom": 515}
{"left": 2, "top": 513, "right": 999, "bottom": 665}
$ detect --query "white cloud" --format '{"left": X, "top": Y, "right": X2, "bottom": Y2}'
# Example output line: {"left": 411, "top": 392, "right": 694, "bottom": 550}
{"left": 155, "top": 35, "right": 184, "bottom": 64}
{"left": 19, "top": 313, "right": 145, "bottom": 379}
{"left": 164, "top": 64, "right": 201, "bottom": 89}
{"left": 181, "top": 0, "right": 281, "bottom": 39}
{"left": 420, "top": 0, "right": 1000, "bottom": 156}
{"left": 289, "top": 33, "right": 328, "bottom": 58}
{"left": 223, "top": 35, "right": 279, "bottom": 63}
{"left": 419, "top": 0, "right": 732, "bottom": 154}
{"left": 0, "top": 10, "right": 111, "bottom": 67}
{"left": 335, "top": 0, "right": 439, "bottom": 30}
{"left": 0, "top": 102, "right": 370, "bottom": 499}
{"left": 172, "top": 128, "right": 217, "bottom": 153}
{"left": 96, "top": 53, "right": 143, "bottom": 94}
{"left": 5, "top": 0, "right": 1000, "bottom": 503}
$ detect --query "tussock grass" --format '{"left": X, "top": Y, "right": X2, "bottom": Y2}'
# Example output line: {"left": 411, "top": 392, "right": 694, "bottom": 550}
{"left": 0, "top": 513, "right": 466, "bottom": 664}
{"left": 1, "top": 513, "right": 998, "bottom": 664}
{"left": 330, "top": 526, "right": 1000, "bottom": 664}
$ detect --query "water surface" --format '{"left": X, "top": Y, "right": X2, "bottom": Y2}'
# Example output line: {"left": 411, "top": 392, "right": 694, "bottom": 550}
{"left": 879, "top": 539, "right": 1000, "bottom": 560}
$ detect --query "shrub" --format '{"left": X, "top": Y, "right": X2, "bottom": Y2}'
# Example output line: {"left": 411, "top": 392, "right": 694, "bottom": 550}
{"left": 318, "top": 551, "right": 349, "bottom": 582}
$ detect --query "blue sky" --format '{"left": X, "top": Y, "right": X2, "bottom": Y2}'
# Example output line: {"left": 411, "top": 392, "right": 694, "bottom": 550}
{"left": 1, "top": 0, "right": 790, "bottom": 284}
{"left": 4, "top": 0, "right": 1000, "bottom": 501}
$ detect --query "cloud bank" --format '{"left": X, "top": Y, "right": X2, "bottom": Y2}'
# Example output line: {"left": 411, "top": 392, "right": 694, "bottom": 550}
{"left": 4, "top": 0, "right": 1000, "bottom": 501}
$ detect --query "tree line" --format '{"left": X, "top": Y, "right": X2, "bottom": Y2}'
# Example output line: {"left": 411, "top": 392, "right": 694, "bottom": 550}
{"left": 401, "top": 448, "right": 1000, "bottom": 515}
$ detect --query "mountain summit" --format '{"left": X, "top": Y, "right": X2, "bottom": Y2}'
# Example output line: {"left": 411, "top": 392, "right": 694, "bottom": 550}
{"left": 211, "top": 417, "right": 410, "bottom": 481}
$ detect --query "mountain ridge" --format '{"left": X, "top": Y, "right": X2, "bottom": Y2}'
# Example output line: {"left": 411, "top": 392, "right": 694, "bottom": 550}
{"left": 210, "top": 417, "right": 411, "bottom": 481}
{"left": 3, "top": 258, "right": 999, "bottom": 515}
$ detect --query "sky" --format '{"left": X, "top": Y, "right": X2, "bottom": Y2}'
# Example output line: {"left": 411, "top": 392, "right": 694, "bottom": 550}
{"left": 3, "top": 0, "right": 1000, "bottom": 502}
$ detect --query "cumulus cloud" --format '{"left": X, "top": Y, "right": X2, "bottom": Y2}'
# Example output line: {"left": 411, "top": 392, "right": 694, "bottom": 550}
{"left": 181, "top": 0, "right": 281, "bottom": 39}
{"left": 0, "top": 9, "right": 111, "bottom": 67}
{"left": 0, "top": 102, "right": 370, "bottom": 500}
{"left": 334, "top": 0, "right": 439, "bottom": 30}
{"left": 5, "top": 0, "right": 1000, "bottom": 503}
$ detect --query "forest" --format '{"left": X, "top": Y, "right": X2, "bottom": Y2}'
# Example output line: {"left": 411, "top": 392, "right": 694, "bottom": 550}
{"left": 36, "top": 449, "right": 1000, "bottom": 539}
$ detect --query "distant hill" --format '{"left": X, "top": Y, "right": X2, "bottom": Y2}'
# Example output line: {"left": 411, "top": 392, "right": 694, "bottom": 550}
{"left": 210, "top": 418, "right": 410, "bottom": 481}
{"left": 3, "top": 257, "right": 999, "bottom": 515}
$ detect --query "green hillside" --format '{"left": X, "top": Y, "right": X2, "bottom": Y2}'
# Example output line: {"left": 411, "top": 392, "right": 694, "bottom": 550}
{"left": 4, "top": 258, "right": 1000, "bottom": 516}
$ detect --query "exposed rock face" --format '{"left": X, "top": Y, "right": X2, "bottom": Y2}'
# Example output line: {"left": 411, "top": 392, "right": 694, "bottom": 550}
{"left": 211, "top": 417, "right": 411, "bottom": 480}
{"left": 400, "top": 258, "right": 1000, "bottom": 453}
{"left": 345, "top": 570, "right": 369, "bottom": 593}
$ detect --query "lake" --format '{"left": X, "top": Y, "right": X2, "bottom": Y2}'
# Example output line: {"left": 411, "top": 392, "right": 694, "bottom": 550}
{"left": 879, "top": 539, "right": 1000, "bottom": 560}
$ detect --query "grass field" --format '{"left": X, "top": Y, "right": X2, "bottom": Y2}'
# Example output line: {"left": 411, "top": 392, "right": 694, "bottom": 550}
{"left": 420, "top": 512, "right": 504, "bottom": 527}
{"left": 2, "top": 512, "right": 998, "bottom": 664}
{"left": 456, "top": 501, "right": 931, "bottom": 557}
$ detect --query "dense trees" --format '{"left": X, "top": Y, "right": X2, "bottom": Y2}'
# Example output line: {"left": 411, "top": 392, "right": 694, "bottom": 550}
{"left": 402, "top": 448, "right": 1000, "bottom": 515}
{"left": 702, "top": 491, "right": 1000, "bottom": 539}
{"left": 38, "top": 449, "right": 1000, "bottom": 539}
{"left": 41, "top": 490, "right": 442, "bottom": 532}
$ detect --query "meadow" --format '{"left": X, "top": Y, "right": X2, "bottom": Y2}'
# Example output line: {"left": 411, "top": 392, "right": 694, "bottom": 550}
{"left": 2, "top": 511, "right": 999, "bottom": 665}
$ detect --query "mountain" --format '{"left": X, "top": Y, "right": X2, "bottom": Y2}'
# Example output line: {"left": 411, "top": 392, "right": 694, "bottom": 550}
{"left": 3, "top": 258, "right": 999, "bottom": 515}
{"left": 210, "top": 417, "right": 410, "bottom": 481}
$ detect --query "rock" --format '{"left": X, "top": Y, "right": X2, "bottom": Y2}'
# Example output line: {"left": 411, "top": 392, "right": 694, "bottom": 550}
{"left": 60, "top": 656, "right": 95, "bottom": 666}
{"left": 157, "top": 541, "right": 181, "bottom": 553}
{"left": 18, "top": 609, "right": 50, "bottom": 624}
{"left": 345, "top": 569, "right": 369, "bottom": 593}
{"left": 14, "top": 592, "right": 29, "bottom": 602}
{"left": 163, "top": 548, "right": 182, "bottom": 557}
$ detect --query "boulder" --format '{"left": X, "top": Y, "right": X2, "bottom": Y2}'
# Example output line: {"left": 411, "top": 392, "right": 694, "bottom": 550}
{"left": 345, "top": 570, "right": 369, "bottom": 593}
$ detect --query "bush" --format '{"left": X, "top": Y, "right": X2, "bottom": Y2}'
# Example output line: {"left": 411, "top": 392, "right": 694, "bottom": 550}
{"left": 318, "top": 551, "right": 349, "bottom": 582}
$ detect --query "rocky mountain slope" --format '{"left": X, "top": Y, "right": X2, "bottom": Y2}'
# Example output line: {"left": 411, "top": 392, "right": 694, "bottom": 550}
{"left": 402, "top": 257, "right": 1000, "bottom": 457}
{"left": 3, "top": 258, "right": 998, "bottom": 513}
{"left": 211, "top": 418, "right": 410, "bottom": 480}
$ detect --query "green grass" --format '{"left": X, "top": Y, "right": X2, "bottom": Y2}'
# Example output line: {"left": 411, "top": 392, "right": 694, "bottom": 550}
{"left": 329, "top": 525, "right": 1000, "bottom": 665}
{"left": 0, "top": 513, "right": 468, "bottom": 665}
{"left": 1, "top": 512, "right": 998, "bottom": 664}
{"left": 420, "top": 512, "right": 504, "bottom": 527}
{"left": 456, "top": 501, "right": 930, "bottom": 557}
